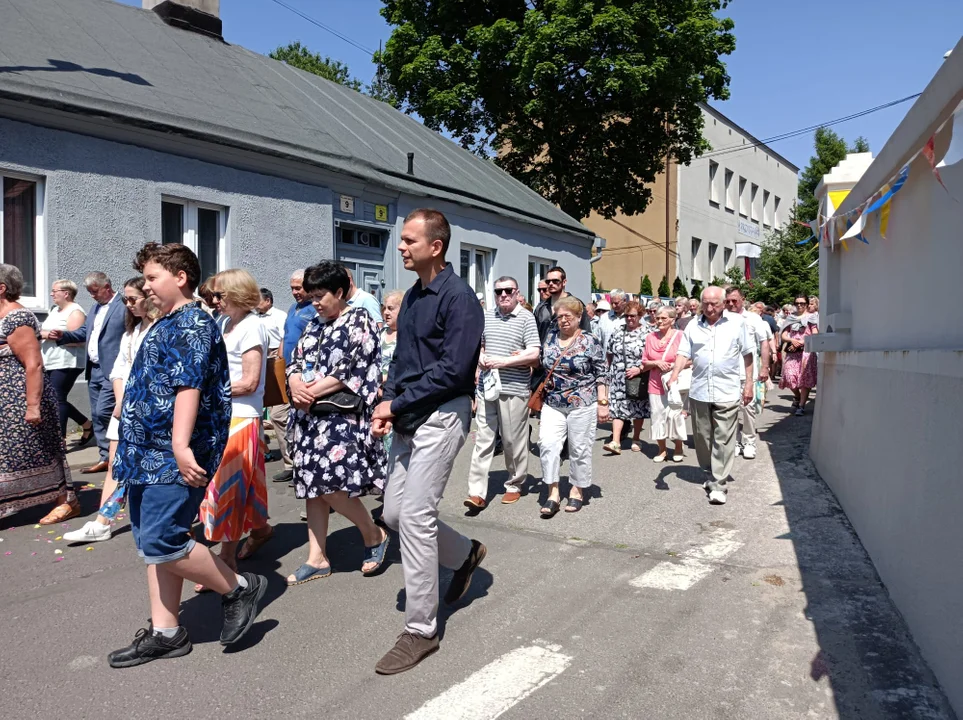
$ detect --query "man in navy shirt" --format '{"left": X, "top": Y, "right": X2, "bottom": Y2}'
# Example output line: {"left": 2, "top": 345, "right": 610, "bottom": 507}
{"left": 266, "top": 269, "right": 317, "bottom": 483}
{"left": 372, "top": 209, "right": 486, "bottom": 675}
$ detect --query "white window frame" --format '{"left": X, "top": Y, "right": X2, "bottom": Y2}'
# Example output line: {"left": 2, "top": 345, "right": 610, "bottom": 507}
{"left": 738, "top": 176, "right": 748, "bottom": 218}
{"left": 161, "top": 196, "right": 229, "bottom": 279}
{"left": 708, "top": 242, "right": 718, "bottom": 278}
{"left": 724, "top": 169, "right": 734, "bottom": 213}
{"left": 460, "top": 244, "right": 494, "bottom": 308}
{"left": 708, "top": 161, "right": 720, "bottom": 206}
{"left": 723, "top": 247, "right": 733, "bottom": 269}
{"left": 774, "top": 196, "right": 782, "bottom": 227}
{"left": 528, "top": 256, "right": 556, "bottom": 305}
{"left": 691, "top": 237, "right": 703, "bottom": 282}
{"left": 0, "top": 170, "right": 46, "bottom": 311}
{"left": 750, "top": 183, "right": 759, "bottom": 223}
{"left": 763, "top": 190, "right": 772, "bottom": 228}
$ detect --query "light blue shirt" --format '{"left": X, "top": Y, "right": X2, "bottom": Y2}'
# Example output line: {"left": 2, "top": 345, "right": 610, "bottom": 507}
{"left": 348, "top": 289, "right": 383, "bottom": 325}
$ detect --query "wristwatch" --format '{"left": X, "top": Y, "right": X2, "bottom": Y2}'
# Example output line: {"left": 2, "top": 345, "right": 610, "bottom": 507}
{"left": 598, "top": 399, "right": 609, "bottom": 406}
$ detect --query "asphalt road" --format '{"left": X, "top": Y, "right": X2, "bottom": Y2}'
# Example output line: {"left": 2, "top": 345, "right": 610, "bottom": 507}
{"left": 0, "top": 391, "right": 954, "bottom": 719}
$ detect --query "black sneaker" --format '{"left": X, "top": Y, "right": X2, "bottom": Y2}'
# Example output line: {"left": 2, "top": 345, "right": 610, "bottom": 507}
{"left": 444, "top": 539, "right": 487, "bottom": 605}
{"left": 272, "top": 469, "right": 293, "bottom": 483}
{"left": 220, "top": 572, "right": 267, "bottom": 646}
{"left": 107, "top": 626, "right": 192, "bottom": 668}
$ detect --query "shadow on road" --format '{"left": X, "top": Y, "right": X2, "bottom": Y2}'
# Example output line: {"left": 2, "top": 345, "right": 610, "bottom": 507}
{"left": 762, "top": 391, "right": 954, "bottom": 718}
{"left": 395, "top": 566, "right": 494, "bottom": 642}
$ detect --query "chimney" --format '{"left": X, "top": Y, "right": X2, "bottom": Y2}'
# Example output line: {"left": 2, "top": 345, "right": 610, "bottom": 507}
{"left": 143, "top": 1, "right": 223, "bottom": 41}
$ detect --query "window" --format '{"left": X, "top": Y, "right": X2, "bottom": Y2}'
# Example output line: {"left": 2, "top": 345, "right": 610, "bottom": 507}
{"left": 460, "top": 245, "right": 493, "bottom": 307}
{"left": 738, "top": 177, "right": 748, "bottom": 217}
{"left": 750, "top": 183, "right": 759, "bottom": 223}
{"left": 1, "top": 173, "right": 45, "bottom": 304}
{"left": 338, "top": 227, "right": 384, "bottom": 249}
{"left": 724, "top": 247, "right": 732, "bottom": 268}
{"left": 708, "top": 242, "right": 718, "bottom": 278}
{"left": 708, "top": 161, "right": 719, "bottom": 207}
{"left": 528, "top": 257, "right": 555, "bottom": 305}
{"left": 774, "top": 196, "right": 782, "bottom": 226}
{"left": 691, "top": 237, "right": 703, "bottom": 281}
{"left": 724, "top": 170, "right": 734, "bottom": 213}
{"left": 763, "top": 190, "right": 771, "bottom": 227}
{"left": 161, "top": 199, "right": 228, "bottom": 282}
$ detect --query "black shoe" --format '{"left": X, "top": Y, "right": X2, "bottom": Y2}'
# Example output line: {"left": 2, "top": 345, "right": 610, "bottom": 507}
{"left": 107, "top": 626, "right": 192, "bottom": 668}
{"left": 220, "top": 572, "right": 267, "bottom": 646}
{"left": 444, "top": 539, "right": 487, "bottom": 605}
{"left": 272, "top": 469, "right": 293, "bottom": 483}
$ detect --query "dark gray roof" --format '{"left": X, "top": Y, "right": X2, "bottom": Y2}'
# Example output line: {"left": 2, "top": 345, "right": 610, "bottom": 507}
{"left": 0, "top": 0, "right": 593, "bottom": 238}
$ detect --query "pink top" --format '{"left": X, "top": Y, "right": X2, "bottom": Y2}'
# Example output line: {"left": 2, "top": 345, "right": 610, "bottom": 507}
{"left": 643, "top": 329, "right": 683, "bottom": 395}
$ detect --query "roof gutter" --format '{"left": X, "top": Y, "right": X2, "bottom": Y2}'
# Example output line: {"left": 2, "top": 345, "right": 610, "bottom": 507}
{"left": 588, "top": 236, "right": 606, "bottom": 263}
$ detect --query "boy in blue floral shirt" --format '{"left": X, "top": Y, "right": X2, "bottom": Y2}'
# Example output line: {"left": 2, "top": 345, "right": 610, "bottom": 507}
{"left": 107, "top": 243, "right": 267, "bottom": 668}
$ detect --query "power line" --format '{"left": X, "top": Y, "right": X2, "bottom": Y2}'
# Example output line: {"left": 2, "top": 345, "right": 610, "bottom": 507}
{"left": 268, "top": 0, "right": 376, "bottom": 56}
{"left": 699, "top": 92, "right": 922, "bottom": 161}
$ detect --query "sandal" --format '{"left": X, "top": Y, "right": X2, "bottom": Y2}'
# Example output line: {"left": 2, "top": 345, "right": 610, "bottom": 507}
{"left": 362, "top": 531, "right": 390, "bottom": 576}
{"left": 540, "top": 499, "right": 560, "bottom": 518}
{"left": 287, "top": 563, "right": 332, "bottom": 586}
{"left": 653, "top": 453, "right": 667, "bottom": 463}
{"left": 602, "top": 441, "right": 621, "bottom": 455}
{"left": 237, "top": 527, "right": 274, "bottom": 561}
{"left": 630, "top": 442, "right": 641, "bottom": 453}
{"left": 39, "top": 499, "right": 81, "bottom": 525}
{"left": 565, "top": 497, "right": 584, "bottom": 513}
{"left": 672, "top": 453, "right": 685, "bottom": 462}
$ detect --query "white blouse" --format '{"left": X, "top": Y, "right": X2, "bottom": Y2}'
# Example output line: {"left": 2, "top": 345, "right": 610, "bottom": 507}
{"left": 109, "top": 322, "right": 151, "bottom": 384}
{"left": 40, "top": 302, "right": 86, "bottom": 370}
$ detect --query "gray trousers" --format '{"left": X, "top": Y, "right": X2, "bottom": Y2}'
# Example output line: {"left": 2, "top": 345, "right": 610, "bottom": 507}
{"left": 737, "top": 396, "right": 758, "bottom": 448}
{"left": 266, "top": 403, "right": 292, "bottom": 468}
{"left": 689, "top": 398, "right": 741, "bottom": 491}
{"left": 382, "top": 396, "right": 474, "bottom": 638}
{"left": 87, "top": 363, "right": 115, "bottom": 463}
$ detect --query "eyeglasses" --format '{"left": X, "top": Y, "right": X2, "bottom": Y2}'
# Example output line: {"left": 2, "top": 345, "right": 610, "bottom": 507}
{"left": 212, "top": 292, "right": 223, "bottom": 300}
{"left": 794, "top": 301, "right": 807, "bottom": 306}
{"left": 493, "top": 288, "right": 516, "bottom": 296}
{"left": 625, "top": 314, "right": 639, "bottom": 319}
{"left": 545, "top": 278, "right": 562, "bottom": 285}
{"left": 123, "top": 296, "right": 142, "bottom": 305}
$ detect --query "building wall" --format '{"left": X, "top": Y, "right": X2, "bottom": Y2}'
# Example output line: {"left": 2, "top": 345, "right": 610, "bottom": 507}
{"left": 0, "top": 117, "right": 332, "bottom": 312}
{"left": 676, "top": 108, "right": 798, "bottom": 289}
{"left": 810, "top": 125, "right": 963, "bottom": 712}
{"left": 395, "top": 195, "right": 593, "bottom": 307}
{"left": 583, "top": 162, "right": 676, "bottom": 295}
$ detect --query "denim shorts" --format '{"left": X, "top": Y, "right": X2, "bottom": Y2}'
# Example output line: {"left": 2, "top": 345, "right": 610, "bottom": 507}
{"left": 127, "top": 483, "right": 207, "bottom": 565}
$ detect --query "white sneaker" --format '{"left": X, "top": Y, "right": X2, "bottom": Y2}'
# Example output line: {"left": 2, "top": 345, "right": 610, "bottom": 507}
{"left": 708, "top": 489, "right": 727, "bottom": 505}
{"left": 63, "top": 521, "right": 112, "bottom": 544}
{"left": 742, "top": 444, "right": 756, "bottom": 460}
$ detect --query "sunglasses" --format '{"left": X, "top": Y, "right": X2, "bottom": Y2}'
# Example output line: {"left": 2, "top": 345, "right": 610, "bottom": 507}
{"left": 794, "top": 301, "right": 807, "bottom": 306}
{"left": 493, "top": 288, "right": 516, "bottom": 296}
{"left": 545, "top": 278, "right": 562, "bottom": 285}
{"left": 123, "top": 296, "right": 143, "bottom": 305}
{"left": 212, "top": 292, "right": 224, "bottom": 300}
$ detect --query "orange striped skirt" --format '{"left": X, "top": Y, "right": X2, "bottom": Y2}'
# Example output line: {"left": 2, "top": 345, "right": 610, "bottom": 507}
{"left": 199, "top": 417, "right": 268, "bottom": 543}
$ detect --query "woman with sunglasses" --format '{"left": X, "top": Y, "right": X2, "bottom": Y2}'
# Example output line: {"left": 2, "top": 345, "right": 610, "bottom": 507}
{"left": 64, "top": 277, "right": 159, "bottom": 544}
{"left": 780, "top": 295, "right": 818, "bottom": 416}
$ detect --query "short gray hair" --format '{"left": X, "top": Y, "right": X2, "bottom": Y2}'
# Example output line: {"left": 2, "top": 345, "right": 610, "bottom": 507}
{"left": 0, "top": 264, "right": 24, "bottom": 301}
{"left": 382, "top": 289, "right": 404, "bottom": 306}
{"left": 656, "top": 305, "right": 677, "bottom": 320}
{"left": 610, "top": 289, "right": 626, "bottom": 301}
{"left": 84, "top": 271, "right": 111, "bottom": 289}
{"left": 647, "top": 299, "right": 662, "bottom": 310}
{"left": 291, "top": 269, "right": 305, "bottom": 282}
{"left": 494, "top": 275, "right": 518, "bottom": 289}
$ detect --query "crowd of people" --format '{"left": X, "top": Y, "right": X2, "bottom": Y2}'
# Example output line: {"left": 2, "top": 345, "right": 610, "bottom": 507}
{"left": 0, "top": 206, "right": 819, "bottom": 674}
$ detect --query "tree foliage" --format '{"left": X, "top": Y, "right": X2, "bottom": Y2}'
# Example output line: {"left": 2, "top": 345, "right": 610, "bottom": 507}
{"left": 690, "top": 280, "right": 704, "bottom": 299}
{"left": 640, "top": 274, "right": 653, "bottom": 296}
{"left": 378, "top": 0, "right": 736, "bottom": 220}
{"left": 796, "top": 128, "right": 869, "bottom": 222}
{"left": 672, "top": 277, "right": 687, "bottom": 297}
{"left": 271, "top": 42, "right": 400, "bottom": 107}
{"left": 657, "top": 276, "right": 671, "bottom": 298}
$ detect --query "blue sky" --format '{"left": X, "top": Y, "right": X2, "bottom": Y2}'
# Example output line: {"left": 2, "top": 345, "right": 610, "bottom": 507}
{"left": 122, "top": 0, "right": 963, "bottom": 173}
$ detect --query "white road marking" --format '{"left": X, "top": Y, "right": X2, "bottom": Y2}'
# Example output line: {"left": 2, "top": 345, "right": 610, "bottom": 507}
{"left": 630, "top": 529, "right": 742, "bottom": 591}
{"left": 405, "top": 643, "right": 573, "bottom": 720}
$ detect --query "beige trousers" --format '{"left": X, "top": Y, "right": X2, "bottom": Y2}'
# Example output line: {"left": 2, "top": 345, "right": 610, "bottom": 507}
{"left": 266, "top": 403, "right": 292, "bottom": 468}
{"left": 689, "top": 398, "right": 741, "bottom": 490}
{"left": 467, "top": 394, "right": 531, "bottom": 498}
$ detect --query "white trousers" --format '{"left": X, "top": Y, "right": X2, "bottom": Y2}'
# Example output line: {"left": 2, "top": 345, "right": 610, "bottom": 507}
{"left": 648, "top": 391, "right": 687, "bottom": 442}
{"left": 539, "top": 403, "right": 597, "bottom": 489}
{"left": 467, "top": 394, "right": 530, "bottom": 498}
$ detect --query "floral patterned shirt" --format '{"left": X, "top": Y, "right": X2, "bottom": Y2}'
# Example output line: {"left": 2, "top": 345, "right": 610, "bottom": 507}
{"left": 541, "top": 330, "right": 607, "bottom": 409}
{"left": 113, "top": 302, "right": 232, "bottom": 485}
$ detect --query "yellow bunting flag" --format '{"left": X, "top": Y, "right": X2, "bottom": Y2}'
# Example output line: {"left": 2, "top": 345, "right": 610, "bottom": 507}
{"left": 828, "top": 190, "right": 850, "bottom": 214}
{"left": 879, "top": 200, "right": 891, "bottom": 239}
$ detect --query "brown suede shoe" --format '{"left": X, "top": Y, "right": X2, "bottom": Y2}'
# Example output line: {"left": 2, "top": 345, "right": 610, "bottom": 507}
{"left": 463, "top": 496, "right": 486, "bottom": 509}
{"left": 501, "top": 491, "right": 521, "bottom": 504}
{"left": 375, "top": 631, "right": 439, "bottom": 675}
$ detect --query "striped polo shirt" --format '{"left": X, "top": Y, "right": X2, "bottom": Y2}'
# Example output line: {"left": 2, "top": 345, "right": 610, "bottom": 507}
{"left": 479, "top": 304, "right": 540, "bottom": 398}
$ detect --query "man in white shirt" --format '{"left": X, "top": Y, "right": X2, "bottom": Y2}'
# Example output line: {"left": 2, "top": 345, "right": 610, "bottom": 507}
{"left": 595, "top": 289, "right": 626, "bottom": 356}
{"left": 345, "top": 268, "right": 384, "bottom": 328}
{"left": 668, "top": 287, "right": 753, "bottom": 505}
{"left": 255, "top": 288, "right": 286, "bottom": 353}
{"left": 724, "top": 287, "right": 771, "bottom": 459}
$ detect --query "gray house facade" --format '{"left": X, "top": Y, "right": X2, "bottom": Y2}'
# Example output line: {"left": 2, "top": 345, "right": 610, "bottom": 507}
{"left": 0, "top": 0, "right": 594, "bottom": 315}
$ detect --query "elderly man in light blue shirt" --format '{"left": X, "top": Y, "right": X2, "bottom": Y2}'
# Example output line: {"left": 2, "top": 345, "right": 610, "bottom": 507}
{"left": 667, "top": 286, "right": 754, "bottom": 505}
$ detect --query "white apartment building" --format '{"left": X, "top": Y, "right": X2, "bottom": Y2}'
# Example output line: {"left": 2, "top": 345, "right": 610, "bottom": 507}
{"left": 676, "top": 105, "right": 799, "bottom": 287}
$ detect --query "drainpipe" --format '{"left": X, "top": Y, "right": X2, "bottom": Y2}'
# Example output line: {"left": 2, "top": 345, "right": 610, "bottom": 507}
{"left": 589, "top": 236, "right": 606, "bottom": 264}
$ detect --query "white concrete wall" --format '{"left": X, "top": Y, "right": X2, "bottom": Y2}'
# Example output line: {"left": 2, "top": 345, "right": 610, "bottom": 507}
{"left": 676, "top": 107, "right": 799, "bottom": 287}
{"left": 394, "top": 195, "right": 593, "bottom": 305}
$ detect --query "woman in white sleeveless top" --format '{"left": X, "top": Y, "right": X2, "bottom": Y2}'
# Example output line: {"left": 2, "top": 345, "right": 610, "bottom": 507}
{"left": 40, "top": 279, "right": 92, "bottom": 442}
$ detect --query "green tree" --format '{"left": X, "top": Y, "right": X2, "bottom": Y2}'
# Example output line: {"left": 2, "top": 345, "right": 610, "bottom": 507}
{"left": 657, "top": 276, "right": 671, "bottom": 298}
{"left": 690, "top": 280, "right": 703, "bottom": 299}
{"left": 640, "top": 274, "right": 653, "bottom": 296}
{"left": 378, "top": 0, "right": 735, "bottom": 220}
{"left": 591, "top": 265, "right": 601, "bottom": 293}
{"left": 672, "top": 277, "right": 687, "bottom": 297}
{"left": 754, "top": 207, "right": 818, "bottom": 307}
{"left": 796, "top": 127, "right": 872, "bottom": 222}
{"left": 271, "top": 42, "right": 400, "bottom": 106}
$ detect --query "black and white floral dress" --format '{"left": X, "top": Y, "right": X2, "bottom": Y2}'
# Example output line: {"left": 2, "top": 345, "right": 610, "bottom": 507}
{"left": 287, "top": 307, "right": 386, "bottom": 498}
{"left": 606, "top": 326, "right": 650, "bottom": 421}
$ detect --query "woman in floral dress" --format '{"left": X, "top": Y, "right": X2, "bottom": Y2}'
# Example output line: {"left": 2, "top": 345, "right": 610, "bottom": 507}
{"left": 0, "top": 264, "right": 77, "bottom": 525}
{"left": 603, "top": 301, "right": 649, "bottom": 454}
{"left": 780, "top": 295, "right": 818, "bottom": 416}
{"left": 285, "top": 262, "right": 388, "bottom": 585}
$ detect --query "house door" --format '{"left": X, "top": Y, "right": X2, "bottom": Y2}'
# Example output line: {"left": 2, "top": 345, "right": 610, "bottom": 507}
{"left": 337, "top": 224, "right": 387, "bottom": 302}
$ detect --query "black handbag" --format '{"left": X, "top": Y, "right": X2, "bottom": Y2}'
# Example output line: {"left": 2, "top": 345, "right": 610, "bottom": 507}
{"left": 309, "top": 389, "right": 364, "bottom": 417}
{"left": 622, "top": 333, "right": 647, "bottom": 400}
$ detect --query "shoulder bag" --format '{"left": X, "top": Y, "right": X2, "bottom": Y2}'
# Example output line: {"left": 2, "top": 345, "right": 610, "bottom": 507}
{"left": 624, "top": 331, "right": 647, "bottom": 400}
{"left": 528, "top": 331, "right": 581, "bottom": 412}
{"left": 659, "top": 330, "right": 691, "bottom": 392}
{"left": 263, "top": 354, "right": 289, "bottom": 407}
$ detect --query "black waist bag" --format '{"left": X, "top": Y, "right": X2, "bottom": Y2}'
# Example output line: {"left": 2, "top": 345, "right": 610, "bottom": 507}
{"left": 309, "top": 390, "right": 364, "bottom": 417}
